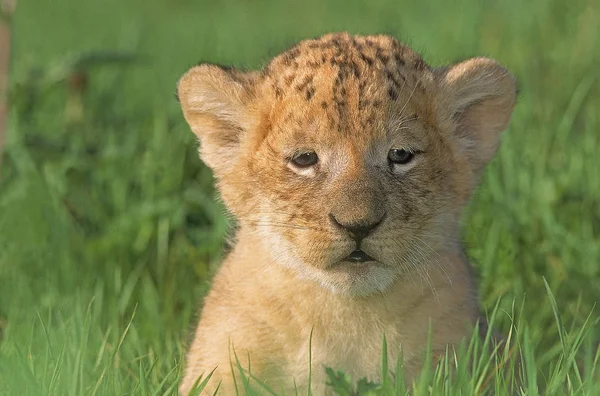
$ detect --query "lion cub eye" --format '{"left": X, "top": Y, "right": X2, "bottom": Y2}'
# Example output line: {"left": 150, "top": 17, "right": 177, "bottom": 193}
{"left": 388, "top": 149, "right": 414, "bottom": 165}
{"left": 291, "top": 151, "right": 318, "bottom": 168}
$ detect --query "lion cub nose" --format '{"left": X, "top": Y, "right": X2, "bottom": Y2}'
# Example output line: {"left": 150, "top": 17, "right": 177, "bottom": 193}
{"left": 329, "top": 214, "right": 384, "bottom": 243}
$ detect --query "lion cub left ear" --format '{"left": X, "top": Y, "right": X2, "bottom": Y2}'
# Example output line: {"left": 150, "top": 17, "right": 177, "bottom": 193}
{"left": 436, "top": 58, "right": 517, "bottom": 171}
{"left": 177, "top": 64, "right": 257, "bottom": 176}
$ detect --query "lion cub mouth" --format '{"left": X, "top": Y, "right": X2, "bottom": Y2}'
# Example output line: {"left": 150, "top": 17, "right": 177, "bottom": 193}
{"left": 344, "top": 250, "right": 375, "bottom": 263}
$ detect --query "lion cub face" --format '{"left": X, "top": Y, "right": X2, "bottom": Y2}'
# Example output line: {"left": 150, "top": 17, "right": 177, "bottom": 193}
{"left": 178, "top": 33, "right": 516, "bottom": 296}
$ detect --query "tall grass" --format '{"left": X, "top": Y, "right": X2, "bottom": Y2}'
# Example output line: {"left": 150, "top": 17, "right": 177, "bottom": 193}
{"left": 0, "top": 0, "right": 599, "bottom": 394}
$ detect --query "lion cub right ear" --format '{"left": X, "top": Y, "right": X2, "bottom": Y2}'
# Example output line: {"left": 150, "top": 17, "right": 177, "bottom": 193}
{"left": 177, "top": 65, "right": 256, "bottom": 176}
{"left": 436, "top": 58, "right": 517, "bottom": 172}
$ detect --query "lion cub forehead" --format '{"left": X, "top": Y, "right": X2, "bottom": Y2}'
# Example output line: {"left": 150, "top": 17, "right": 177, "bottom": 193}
{"left": 259, "top": 33, "right": 435, "bottom": 137}
{"left": 264, "top": 33, "right": 431, "bottom": 99}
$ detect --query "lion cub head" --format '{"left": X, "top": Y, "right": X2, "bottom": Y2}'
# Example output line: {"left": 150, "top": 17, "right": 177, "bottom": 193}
{"left": 178, "top": 33, "right": 516, "bottom": 296}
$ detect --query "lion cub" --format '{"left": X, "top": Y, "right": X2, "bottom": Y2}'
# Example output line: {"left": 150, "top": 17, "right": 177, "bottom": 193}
{"left": 177, "top": 32, "right": 516, "bottom": 394}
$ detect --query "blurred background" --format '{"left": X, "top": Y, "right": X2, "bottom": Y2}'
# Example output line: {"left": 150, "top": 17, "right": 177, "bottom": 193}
{"left": 0, "top": 0, "right": 599, "bottom": 394}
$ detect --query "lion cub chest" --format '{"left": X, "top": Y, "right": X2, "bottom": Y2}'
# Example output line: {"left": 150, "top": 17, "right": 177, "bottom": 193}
{"left": 273, "top": 306, "right": 429, "bottom": 392}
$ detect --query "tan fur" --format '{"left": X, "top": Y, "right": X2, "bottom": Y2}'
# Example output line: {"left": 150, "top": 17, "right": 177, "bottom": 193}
{"left": 177, "top": 33, "right": 516, "bottom": 395}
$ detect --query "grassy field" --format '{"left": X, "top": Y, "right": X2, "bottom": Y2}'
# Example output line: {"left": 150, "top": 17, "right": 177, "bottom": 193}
{"left": 0, "top": 0, "right": 599, "bottom": 394}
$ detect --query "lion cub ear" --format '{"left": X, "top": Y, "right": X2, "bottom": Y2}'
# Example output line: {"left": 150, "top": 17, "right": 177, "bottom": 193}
{"left": 177, "top": 64, "right": 256, "bottom": 175}
{"left": 436, "top": 58, "right": 517, "bottom": 170}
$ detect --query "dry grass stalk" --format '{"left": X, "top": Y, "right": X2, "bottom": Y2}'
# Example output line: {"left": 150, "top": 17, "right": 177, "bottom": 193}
{"left": 0, "top": 0, "right": 16, "bottom": 176}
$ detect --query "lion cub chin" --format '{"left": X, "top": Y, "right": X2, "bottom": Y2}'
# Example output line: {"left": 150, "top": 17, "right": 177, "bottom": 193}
{"left": 176, "top": 32, "right": 516, "bottom": 394}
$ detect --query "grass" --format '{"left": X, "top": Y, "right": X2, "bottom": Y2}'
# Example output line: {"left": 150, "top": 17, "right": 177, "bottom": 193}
{"left": 0, "top": 0, "right": 599, "bottom": 394}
